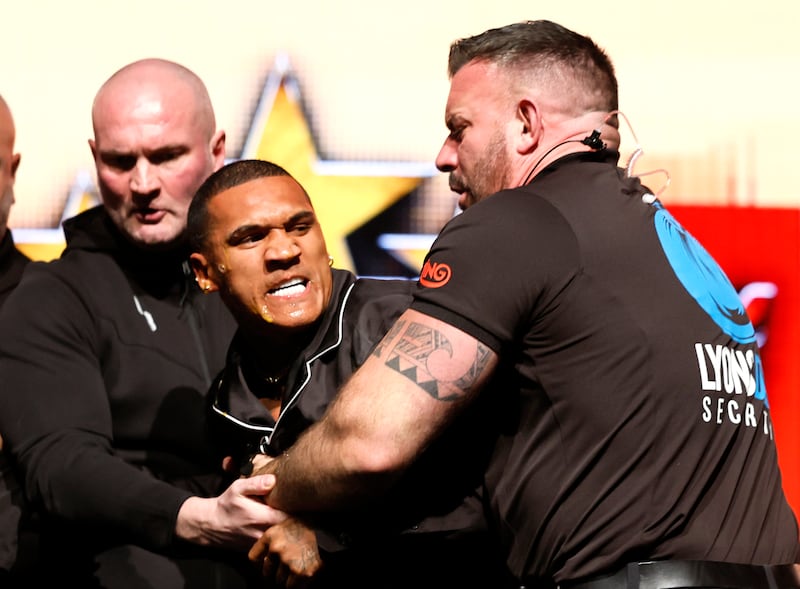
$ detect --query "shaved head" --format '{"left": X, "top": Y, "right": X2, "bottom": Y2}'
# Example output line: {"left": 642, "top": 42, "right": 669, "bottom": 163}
{"left": 0, "top": 94, "right": 20, "bottom": 240}
{"left": 92, "top": 58, "right": 216, "bottom": 143}
{"left": 0, "top": 96, "right": 15, "bottom": 147}
{"left": 89, "top": 58, "right": 225, "bottom": 249}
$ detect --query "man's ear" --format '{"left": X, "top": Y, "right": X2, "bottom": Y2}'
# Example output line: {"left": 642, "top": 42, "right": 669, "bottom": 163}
{"left": 516, "top": 99, "right": 541, "bottom": 155}
{"left": 88, "top": 138, "right": 97, "bottom": 161}
{"left": 210, "top": 130, "right": 226, "bottom": 170}
{"left": 189, "top": 252, "right": 219, "bottom": 293}
{"left": 10, "top": 153, "right": 20, "bottom": 178}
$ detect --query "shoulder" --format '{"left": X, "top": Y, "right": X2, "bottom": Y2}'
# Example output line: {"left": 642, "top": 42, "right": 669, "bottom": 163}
{"left": 350, "top": 277, "right": 415, "bottom": 299}
{"left": 2, "top": 251, "right": 127, "bottom": 330}
{"left": 434, "top": 187, "right": 574, "bottom": 254}
{"left": 342, "top": 278, "right": 414, "bottom": 328}
{"left": 0, "top": 258, "right": 95, "bottom": 340}
{"left": 22, "top": 250, "right": 118, "bottom": 293}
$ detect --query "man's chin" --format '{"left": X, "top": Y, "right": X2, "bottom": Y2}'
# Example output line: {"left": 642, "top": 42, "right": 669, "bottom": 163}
{"left": 123, "top": 225, "right": 186, "bottom": 251}
{"left": 458, "top": 192, "right": 477, "bottom": 210}
{"left": 261, "top": 308, "right": 323, "bottom": 331}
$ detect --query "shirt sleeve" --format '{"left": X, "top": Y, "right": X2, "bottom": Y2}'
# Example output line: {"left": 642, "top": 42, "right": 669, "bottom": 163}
{"left": 0, "top": 265, "right": 191, "bottom": 550}
{"left": 410, "top": 190, "right": 582, "bottom": 353}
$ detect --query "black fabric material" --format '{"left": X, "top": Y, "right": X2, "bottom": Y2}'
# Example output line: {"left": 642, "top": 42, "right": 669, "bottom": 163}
{"left": 0, "top": 206, "right": 244, "bottom": 587}
{"left": 0, "top": 230, "right": 29, "bottom": 307}
{"left": 411, "top": 150, "right": 800, "bottom": 583}
{"left": 0, "top": 229, "right": 35, "bottom": 584}
{"left": 211, "top": 269, "right": 513, "bottom": 587}
{"left": 559, "top": 560, "right": 800, "bottom": 589}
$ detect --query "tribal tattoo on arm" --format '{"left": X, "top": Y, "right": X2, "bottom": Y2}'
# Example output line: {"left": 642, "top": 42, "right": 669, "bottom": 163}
{"left": 373, "top": 319, "right": 493, "bottom": 401}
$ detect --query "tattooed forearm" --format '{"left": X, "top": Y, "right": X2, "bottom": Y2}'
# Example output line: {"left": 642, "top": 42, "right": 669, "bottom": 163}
{"left": 376, "top": 320, "right": 490, "bottom": 402}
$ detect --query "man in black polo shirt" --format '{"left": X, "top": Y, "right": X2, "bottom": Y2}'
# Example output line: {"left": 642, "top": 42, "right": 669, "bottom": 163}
{"left": 250, "top": 20, "right": 800, "bottom": 589}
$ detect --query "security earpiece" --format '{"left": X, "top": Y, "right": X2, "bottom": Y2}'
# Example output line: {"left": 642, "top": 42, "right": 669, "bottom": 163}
{"left": 581, "top": 129, "right": 605, "bottom": 151}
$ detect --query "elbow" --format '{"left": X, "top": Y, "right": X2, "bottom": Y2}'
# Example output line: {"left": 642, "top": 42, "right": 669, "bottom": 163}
{"left": 340, "top": 435, "right": 414, "bottom": 483}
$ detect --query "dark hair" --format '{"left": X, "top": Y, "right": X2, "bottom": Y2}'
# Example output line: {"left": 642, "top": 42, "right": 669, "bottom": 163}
{"left": 188, "top": 158, "right": 294, "bottom": 252}
{"left": 447, "top": 20, "right": 618, "bottom": 112}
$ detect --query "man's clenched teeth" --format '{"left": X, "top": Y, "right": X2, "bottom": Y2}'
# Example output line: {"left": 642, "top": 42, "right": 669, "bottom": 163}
{"left": 269, "top": 278, "right": 308, "bottom": 296}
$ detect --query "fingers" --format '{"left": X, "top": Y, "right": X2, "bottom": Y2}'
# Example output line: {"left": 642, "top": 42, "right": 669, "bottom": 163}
{"left": 218, "top": 475, "right": 287, "bottom": 534}
{"left": 261, "top": 557, "right": 309, "bottom": 589}
{"left": 275, "top": 560, "right": 290, "bottom": 588}
{"left": 249, "top": 521, "right": 322, "bottom": 588}
{"left": 233, "top": 472, "right": 276, "bottom": 495}
{"left": 261, "top": 552, "right": 277, "bottom": 581}
{"left": 287, "top": 571, "right": 312, "bottom": 589}
{"left": 258, "top": 552, "right": 316, "bottom": 589}
{"left": 250, "top": 453, "right": 274, "bottom": 471}
{"left": 248, "top": 533, "right": 269, "bottom": 564}
{"left": 221, "top": 455, "right": 236, "bottom": 473}
{"left": 251, "top": 532, "right": 279, "bottom": 585}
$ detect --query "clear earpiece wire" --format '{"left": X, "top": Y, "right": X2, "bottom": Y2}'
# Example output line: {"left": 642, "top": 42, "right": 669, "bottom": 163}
{"left": 605, "top": 110, "right": 671, "bottom": 197}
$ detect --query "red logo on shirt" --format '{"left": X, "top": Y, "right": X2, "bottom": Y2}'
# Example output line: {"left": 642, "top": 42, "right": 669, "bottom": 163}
{"left": 419, "top": 260, "right": 452, "bottom": 288}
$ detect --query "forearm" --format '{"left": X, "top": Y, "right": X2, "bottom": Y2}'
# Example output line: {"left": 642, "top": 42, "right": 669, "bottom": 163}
{"left": 258, "top": 309, "right": 497, "bottom": 515}
{"left": 257, "top": 350, "right": 424, "bottom": 513}
{"left": 25, "top": 440, "right": 191, "bottom": 548}
{"left": 263, "top": 413, "right": 400, "bottom": 513}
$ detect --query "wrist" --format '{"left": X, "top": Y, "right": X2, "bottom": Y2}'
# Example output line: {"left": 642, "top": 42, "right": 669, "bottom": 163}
{"left": 175, "top": 496, "right": 212, "bottom": 545}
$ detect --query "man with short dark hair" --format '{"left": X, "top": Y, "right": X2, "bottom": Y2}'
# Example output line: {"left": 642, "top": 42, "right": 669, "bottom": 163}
{"left": 188, "top": 158, "right": 510, "bottom": 588}
{"left": 251, "top": 21, "right": 800, "bottom": 589}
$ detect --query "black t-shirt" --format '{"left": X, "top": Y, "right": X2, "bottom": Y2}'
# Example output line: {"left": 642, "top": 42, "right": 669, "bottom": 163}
{"left": 411, "top": 151, "right": 800, "bottom": 583}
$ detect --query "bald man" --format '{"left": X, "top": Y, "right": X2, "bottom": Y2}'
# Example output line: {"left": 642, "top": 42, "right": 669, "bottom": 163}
{"left": 0, "top": 94, "right": 34, "bottom": 587}
{"left": 0, "top": 95, "right": 27, "bottom": 306}
{"left": 0, "top": 61, "right": 283, "bottom": 588}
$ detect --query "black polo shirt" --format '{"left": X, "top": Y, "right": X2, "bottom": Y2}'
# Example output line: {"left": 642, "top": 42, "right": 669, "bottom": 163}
{"left": 411, "top": 151, "right": 799, "bottom": 583}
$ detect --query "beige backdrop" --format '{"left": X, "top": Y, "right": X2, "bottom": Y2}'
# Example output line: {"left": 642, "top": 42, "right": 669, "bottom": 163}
{"left": 2, "top": 0, "right": 799, "bottom": 233}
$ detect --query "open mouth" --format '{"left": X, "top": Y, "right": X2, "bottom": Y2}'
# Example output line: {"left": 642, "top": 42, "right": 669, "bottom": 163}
{"left": 133, "top": 208, "right": 164, "bottom": 223}
{"left": 268, "top": 278, "right": 308, "bottom": 297}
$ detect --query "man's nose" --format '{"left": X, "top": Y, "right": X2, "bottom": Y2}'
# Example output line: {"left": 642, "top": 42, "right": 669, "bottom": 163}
{"left": 130, "top": 160, "right": 159, "bottom": 195}
{"left": 435, "top": 139, "right": 457, "bottom": 172}
{"left": 264, "top": 231, "right": 301, "bottom": 261}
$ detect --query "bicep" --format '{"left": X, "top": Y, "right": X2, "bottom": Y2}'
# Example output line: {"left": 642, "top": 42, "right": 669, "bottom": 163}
{"left": 332, "top": 309, "right": 498, "bottom": 468}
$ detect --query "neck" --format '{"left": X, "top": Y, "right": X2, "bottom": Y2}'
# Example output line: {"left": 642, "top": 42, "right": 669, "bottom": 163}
{"left": 239, "top": 324, "right": 313, "bottom": 378}
{"left": 520, "top": 113, "right": 620, "bottom": 185}
{"left": 239, "top": 333, "right": 298, "bottom": 401}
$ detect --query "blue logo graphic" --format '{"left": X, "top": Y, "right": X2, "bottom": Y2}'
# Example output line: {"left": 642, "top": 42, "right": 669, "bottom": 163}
{"left": 653, "top": 204, "right": 755, "bottom": 344}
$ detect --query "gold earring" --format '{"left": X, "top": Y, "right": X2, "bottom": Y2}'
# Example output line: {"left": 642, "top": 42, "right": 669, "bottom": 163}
{"left": 328, "top": 255, "right": 334, "bottom": 267}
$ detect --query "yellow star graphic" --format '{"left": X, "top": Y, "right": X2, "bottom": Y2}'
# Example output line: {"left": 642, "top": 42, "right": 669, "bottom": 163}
{"left": 239, "top": 54, "right": 436, "bottom": 273}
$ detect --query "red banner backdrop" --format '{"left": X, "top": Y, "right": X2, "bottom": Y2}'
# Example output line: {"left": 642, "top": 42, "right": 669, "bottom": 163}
{"left": 670, "top": 205, "right": 800, "bottom": 518}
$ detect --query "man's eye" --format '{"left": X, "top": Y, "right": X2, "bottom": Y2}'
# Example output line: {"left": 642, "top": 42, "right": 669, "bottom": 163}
{"left": 291, "top": 224, "right": 312, "bottom": 235}
{"left": 103, "top": 155, "right": 136, "bottom": 171}
{"left": 239, "top": 233, "right": 263, "bottom": 244}
{"left": 450, "top": 127, "right": 465, "bottom": 141}
{"left": 230, "top": 231, "right": 263, "bottom": 246}
{"left": 149, "top": 150, "right": 182, "bottom": 165}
